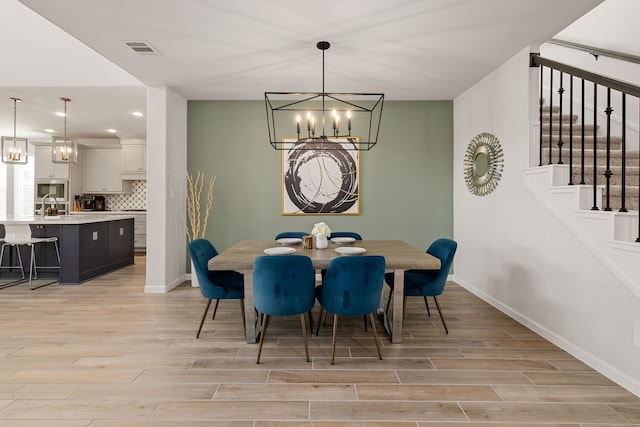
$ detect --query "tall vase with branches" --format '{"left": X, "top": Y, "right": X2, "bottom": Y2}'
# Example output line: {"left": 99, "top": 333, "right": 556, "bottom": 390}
{"left": 186, "top": 171, "right": 216, "bottom": 286}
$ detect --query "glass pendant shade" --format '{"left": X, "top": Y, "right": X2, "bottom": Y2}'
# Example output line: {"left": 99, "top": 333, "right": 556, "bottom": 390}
{"left": 52, "top": 97, "right": 78, "bottom": 164}
{"left": 1, "top": 97, "right": 28, "bottom": 165}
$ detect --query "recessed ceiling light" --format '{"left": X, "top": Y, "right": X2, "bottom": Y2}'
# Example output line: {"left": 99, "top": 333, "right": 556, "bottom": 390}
{"left": 107, "top": 129, "right": 117, "bottom": 133}
{"left": 132, "top": 111, "right": 144, "bottom": 117}
{"left": 55, "top": 112, "right": 66, "bottom": 117}
{"left": 44, "top": 129, "right": 55, "bottom": 133}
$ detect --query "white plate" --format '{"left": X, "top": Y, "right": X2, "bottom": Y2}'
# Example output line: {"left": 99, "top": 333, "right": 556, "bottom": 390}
{"left": 276, "top": 238, "right": 302, "bottom": 245}
{"left": 331, "top": 237, "right": 356, "bottom": 244}
{"left": 335, "top": 246, "right": 366, "bottom": 256}
{"left": 264, "top": 247, "right": 296, "bottom": 255}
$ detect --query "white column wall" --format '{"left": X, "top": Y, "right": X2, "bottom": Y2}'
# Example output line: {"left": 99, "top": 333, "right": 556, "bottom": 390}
{"left": 145, "top": 85, "right": 187, "bottom": 293}
{"left": 453, "top": 47, "right": 640, "bottom": 396}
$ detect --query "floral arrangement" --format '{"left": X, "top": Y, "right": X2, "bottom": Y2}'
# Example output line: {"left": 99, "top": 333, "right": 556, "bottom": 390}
{"left": 311, "top": 221, "right": 331, "bottom": 238}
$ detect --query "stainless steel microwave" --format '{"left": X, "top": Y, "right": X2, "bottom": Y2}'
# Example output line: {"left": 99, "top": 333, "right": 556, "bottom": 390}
{"left": 35, "top": 180, "right": 69, "bottom": 201}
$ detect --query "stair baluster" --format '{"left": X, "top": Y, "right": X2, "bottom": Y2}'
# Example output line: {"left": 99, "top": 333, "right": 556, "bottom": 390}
{"left": 620, "top": 94, "right": 627, "bottom": 213}
{"left": 591, "top": 83, "right": 599, "bottom": 211}
{"left": 557, "top": 72, "right": 565, "bottom": 165}
{"left": 604, "top": 88, "right": 613, "bottom": 211}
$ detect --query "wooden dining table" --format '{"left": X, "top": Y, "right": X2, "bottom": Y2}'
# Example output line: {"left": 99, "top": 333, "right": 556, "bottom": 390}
{"left": 207, "top": 239, "right": 440, "bottom": 344}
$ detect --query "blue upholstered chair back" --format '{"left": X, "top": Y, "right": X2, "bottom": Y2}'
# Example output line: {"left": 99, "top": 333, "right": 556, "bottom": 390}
{"left": 328, "top": 232, "right": 362, "bottom": 240}
{"left": 319, "top": 255, "right": 385, "bottom": 316}
{"left": 406, "top": 238, "right": 457, "bottom": 296}
{"left": 274, "top": 232, "right": 309, "bottom": 240}
{"left": 188, "top": 239, "right": 243, "bottom": 300}
{"left": 253, "top": 255, "right": 316, "bottom": 317}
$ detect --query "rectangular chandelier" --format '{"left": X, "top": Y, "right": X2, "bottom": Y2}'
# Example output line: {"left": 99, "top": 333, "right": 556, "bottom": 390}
{"left": 1, "top": 97, "right": 28, "bottom": 165}
{"left": 1, "top": 136, "right": 28, "bottom": 164}
{"left": 265, "top": 41, "right": 384, "bottom": 151}
{"left": 265, "top": 91, "right": 384, "bottom": 151}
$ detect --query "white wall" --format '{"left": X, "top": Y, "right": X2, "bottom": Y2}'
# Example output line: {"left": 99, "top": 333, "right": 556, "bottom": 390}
{"left": 145, "top": 86, "right": 187, "bottom": 293}
{"left": 453, "top": 47, "right": 640, "bottom": 396}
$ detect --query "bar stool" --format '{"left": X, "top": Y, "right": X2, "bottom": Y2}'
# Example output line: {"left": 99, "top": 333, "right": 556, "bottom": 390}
{"left": 0, "top": 224, "right": 60, "bottom": 290}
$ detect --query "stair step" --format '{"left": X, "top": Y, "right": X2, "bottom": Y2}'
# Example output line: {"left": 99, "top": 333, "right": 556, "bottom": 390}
{"left": 541, "top": 105, "right": 560, "bottom": 113}
{"left": 541, "top": 113, "right": 578, "bottom": 123}
{"left": 571, "top": 168, "right": 640, "bottom": 186}
{"left": 541, "top": 123, "right": 597, "bottom": 134}
{"left": 541, "top": 148, "right": 640, "bottom": 166}
{"left": 541, "top": 137, "right": 623, "bottom": 151}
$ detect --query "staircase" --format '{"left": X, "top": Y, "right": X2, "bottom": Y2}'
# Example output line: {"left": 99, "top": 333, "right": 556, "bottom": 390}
{"left": 540, "top": 105, "right": 640, "bottom": 211}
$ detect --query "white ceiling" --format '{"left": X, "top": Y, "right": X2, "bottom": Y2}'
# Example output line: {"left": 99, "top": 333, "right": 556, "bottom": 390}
{"left": 1, "top": 0, "right": 602, "bottom": 142}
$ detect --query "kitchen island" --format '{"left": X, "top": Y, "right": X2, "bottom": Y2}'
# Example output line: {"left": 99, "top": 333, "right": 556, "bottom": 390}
{"left": 0, "top": 214, "right": 134, "bottom": 285}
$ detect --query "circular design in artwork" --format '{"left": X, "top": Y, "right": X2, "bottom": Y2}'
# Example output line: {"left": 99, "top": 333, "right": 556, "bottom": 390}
{"left": 284, "top": 140, "right": 358, "bottom": 213}
{"left": 463, "top": 132, "right": 504, "bottom": 196}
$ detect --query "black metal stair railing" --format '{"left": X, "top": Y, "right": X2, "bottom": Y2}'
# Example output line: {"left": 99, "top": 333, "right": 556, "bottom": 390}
{"left": 531, "top": 54, "right": 640, "bottom": 243}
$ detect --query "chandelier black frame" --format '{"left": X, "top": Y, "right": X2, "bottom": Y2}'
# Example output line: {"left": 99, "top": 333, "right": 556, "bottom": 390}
{"left": 265, "top": 41, "right": 384, "bottom": 151}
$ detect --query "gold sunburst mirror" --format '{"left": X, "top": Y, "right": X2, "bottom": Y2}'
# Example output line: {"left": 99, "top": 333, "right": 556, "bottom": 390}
{"left": 463, "top": 132, "right": 504, "bottom": 196}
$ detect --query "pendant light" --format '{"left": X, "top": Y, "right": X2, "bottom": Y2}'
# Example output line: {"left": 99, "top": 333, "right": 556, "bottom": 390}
{"left": 1, "top": 97, "right": 29, "bottom": 165}
{"left": 52, "top": 97, "right": 78, "bottom": 164}
{"left": 265, "top": 41, "right": 384, "bottom": 151}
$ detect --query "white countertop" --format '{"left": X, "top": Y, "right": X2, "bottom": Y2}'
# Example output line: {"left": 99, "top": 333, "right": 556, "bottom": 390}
{"left": 70, "top": 210, "right": 146, "bottom": 215}
{"left": 0, "top": 214, "right": 135, "bottom": 225}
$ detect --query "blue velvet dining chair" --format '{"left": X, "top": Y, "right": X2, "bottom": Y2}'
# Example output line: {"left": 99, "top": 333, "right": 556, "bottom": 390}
{"left": 274, "top": 232, "right": 309, "bottom": 240}
{"left": 188, "top": 239, "right": 245, "bottom": 338}
{"left": 315, "top": 255, "right": 386, "bottom": 364}
{"left": 384, "top": 238, "right": 458, "bottom": 334}
{"left": 318, "top": 231, "right": 366, "bottom": 332}
{"left": 253, "top": 255, "right": 316, "bottom": 364}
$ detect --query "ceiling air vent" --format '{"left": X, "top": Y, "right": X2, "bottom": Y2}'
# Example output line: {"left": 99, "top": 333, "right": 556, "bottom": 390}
{"left": 124, "top": 41, "right": 161, "bottom": 56}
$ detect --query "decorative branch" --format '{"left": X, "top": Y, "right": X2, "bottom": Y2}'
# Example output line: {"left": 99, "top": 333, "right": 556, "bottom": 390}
{"left": 186, "top": 171, "right": 216, "bottom": 240}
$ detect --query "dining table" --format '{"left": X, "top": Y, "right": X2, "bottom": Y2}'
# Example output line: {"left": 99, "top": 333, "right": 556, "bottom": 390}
{"left": 207, "top": 239, "right": 441, "bottom": 344}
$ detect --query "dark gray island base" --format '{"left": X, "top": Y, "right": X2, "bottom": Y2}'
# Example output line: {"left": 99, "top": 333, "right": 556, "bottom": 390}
{"left": 0, "top": 216, "right": 134, "bottom": 285}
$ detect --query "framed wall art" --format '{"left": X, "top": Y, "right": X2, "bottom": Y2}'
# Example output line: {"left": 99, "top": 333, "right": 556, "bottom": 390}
{"left": 282, "top": 138, "right": 360, "bottom": 215}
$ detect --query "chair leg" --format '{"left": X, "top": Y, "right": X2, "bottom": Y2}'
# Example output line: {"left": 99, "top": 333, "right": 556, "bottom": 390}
{"left": 0, "top": 243, "right": 26, "bottom": 286}
{"left": 256, "top": 313, "right": 269, "bottom": 364}
{"left": 315, "top": 308, "right": 324, "bottom": 336}
{"left": 240, "top": 299, "right": 246, "bottom": 336}
{"left": 196, "top": 299, "right": 213, "bottom": 338}
{"left": 363, "top": 315, "right": 368, "bottom": 331}
{"left": 432, "top": 296, "right": 449, "bottom": 334}
{"left": 211, "top": 299, "right": 220, "bottom": 319}
{"left": 307, "top": 309, "right": 314, "bottom": 335}
{"left": 384, "top": 289, "right": 392, "bottom": 315}
{"left": 331, "top": 314, "right": 339, "bottom": 365}
{"left": 368, "top": 313, "right": 383, "bottom": 360}
{"left": 300, "top": 314, "right": 310, "bottom": 362}
{"left": 423, "top": 296, "right": 431, "bottom": 317}
{"left": 28, "top": 245, "right": 36, "bottom": 290}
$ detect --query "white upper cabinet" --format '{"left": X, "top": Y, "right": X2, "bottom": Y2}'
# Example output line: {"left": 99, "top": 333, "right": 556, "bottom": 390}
{"left": 84, "top": 148, "right": 126, "bottom": 193}
{"left": 34, "top": 145, "right": 69, "bottom": 179}
{"left": 121, "top": 144, "right": 146, "bottom": 172}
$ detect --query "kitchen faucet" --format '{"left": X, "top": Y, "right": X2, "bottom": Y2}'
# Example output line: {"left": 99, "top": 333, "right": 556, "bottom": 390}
{"left": 41, "top": 193, "right": 59, "bottom": 219}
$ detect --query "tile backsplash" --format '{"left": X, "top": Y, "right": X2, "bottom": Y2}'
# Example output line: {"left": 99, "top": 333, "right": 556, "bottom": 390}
{"left": 104, "top": 180, "right": 147, "bottom": 210}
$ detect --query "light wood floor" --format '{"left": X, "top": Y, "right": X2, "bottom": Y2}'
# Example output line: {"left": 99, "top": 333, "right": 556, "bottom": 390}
{"left": 0, "top": 255, "right": 639, "bottom": 426}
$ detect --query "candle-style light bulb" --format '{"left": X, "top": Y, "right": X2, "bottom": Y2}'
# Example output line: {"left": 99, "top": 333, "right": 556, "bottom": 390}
{"left": 347, "top": 110, "right": 352, "bottom": 135}
{"left": 296, "top": 114, "right": 301, "bottom": 138}
{"left": 332, "top": 109, "right": 337, "bottom": 131}
{"left": 335, "top": 115, "right": 340, "bottom": 137}
{"left": 306, "top": 112, "right": 311, "bottom": 137}
{"left": 311, "top": 116, "right": 316, "bottom": 137}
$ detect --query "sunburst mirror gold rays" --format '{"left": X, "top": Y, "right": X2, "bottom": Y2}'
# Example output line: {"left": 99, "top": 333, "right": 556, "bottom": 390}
{"left": 463, "top": 132, "right": 504, "bottom": 196}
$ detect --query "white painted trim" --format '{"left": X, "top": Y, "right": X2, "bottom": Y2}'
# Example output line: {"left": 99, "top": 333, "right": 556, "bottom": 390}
{"left": 453, "top": 274, "right": 640, "bottom": 398}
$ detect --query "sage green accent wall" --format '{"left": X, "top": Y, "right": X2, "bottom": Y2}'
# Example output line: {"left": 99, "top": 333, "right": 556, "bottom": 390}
{"left": 187, "top": 100, "right": 453, "bottom": 251}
